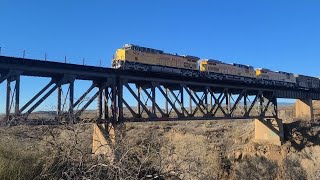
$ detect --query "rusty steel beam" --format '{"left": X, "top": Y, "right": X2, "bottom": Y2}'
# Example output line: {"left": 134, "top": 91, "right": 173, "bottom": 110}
{"left": 75, "top": 91, "right": 99, "bottom": 117}
{"left": 167, "top": 87, "right": 188, "bottom": 116}
{"left": 5, "top": 79, "right": 11, "bottom": 119}
{"left": 185, "top": 87, "right": 206, "bottom": 116}
{"left": 69, "top": 81, "right": 74, "bottom": 115}
{"left": 117, "top": 79, "right": 124, "bottom": 123}
{"left": 73, "top": 83, "right": 95, "bottom": 108}
{"left": 157, "top": 84, "right": 183, "bottom": 117}
{"left": 26, "top": 83, "right": 60, "bottom": 116}
{"left": 57, "top": 85, "right": 62, "bottom": 115}
{"left": 20, "top": 80, "right": 54, "bottom": 113}
{"left": 124, "top": 82, "right": 153, "bottom": 118}
{"left": 102, "top": 87, "right": 109, "bottom": 120}
{"left": 141, "top": 87, "right": 165, "bottom": 117}
{"left": 97, "top": 85, "right": 103, "bottom": 120}
{"left": 14, "top": 75, "right": 20, "bottom": 115}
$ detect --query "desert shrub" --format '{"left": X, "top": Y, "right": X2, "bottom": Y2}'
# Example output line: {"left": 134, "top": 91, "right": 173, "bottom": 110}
{"left": 300, "top": 146, "right": 320, "bottom": 180}
{"left": 231, "top": 155, "right": 278, "bottom": 180}
{"left": 278, "top": 157, "right": 307, "bottom": 180}
{"left": 38, "top": 124, "right": 166, "bottom": 179}
{"left": 161, "top": 132, "right": 225, "bottom": 179}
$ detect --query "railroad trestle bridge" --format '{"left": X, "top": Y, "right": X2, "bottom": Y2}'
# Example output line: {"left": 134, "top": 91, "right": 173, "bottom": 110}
{"left": 0, "top": 56, "right": 319, "bottom": 124}
{"left": 1, "top": 55, "right": 319, "bottom": 148}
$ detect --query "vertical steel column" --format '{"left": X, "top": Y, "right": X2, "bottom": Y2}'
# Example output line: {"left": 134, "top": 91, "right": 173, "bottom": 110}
{"left": 165, "top": 87, "right": 169, "bottom": 115}
{"left": 137, "top": 86, "right": 141, "bottom": 115}
{"left": 205, "top": 88, "right": 208, "bottom": 114}
{"left": 117, "top": 79, "right": 123, "bottom": 123}
{"left": 57, "top": 85, "right": 62, "bottom": 115}
{"left": 111, "top": 82, "right": 117, "bottom": 123}
{"left": 152, "top": 85, "right": 156, "bottom": 115}
{"left": 97, "top": 84, "right": 103, "bottom": 120}
{"left": 180, "top": 86, "right": 184, "bottom": 113}
{"left": 189, "top": 88, "right": 192, "bottom": 114}
{"left": 6, "top": 80, "right": 11, "bottom": 119}
{"left": 103, "top": 87, "right": 109, "bottom": 120}
{"left": 260, "top": 93, "right": 264, "bottom": 116}
{"left": 210, "top": 91, "right": 213, "bottom": 109}
{"left": 225, "top": 90, "right": 231, "bottom": 115}
{"left": 273, "top": 97, "right": 278, "bottom": 117}
{"left": 15, "top": 76, "right": 20, "bottom": 115}
{"left": 244, "top": 92, "right": 248, "bottom": 116}
{"left": 69, "top": 81, "right": 74, "bottom": 115}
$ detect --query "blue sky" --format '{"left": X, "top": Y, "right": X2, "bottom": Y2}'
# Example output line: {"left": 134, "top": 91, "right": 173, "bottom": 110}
{"left": 1, "top": 0, "right": 320, "bottom": 113}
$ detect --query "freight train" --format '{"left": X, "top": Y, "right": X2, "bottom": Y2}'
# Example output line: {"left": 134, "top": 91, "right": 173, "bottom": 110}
{"left": 112, "top": 44, "right": 320, "bottom": 90}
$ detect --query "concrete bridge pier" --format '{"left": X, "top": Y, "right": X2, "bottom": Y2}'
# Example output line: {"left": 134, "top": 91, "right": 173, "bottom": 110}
{"left": 254, "top": 118, "right": 284, "bottom": 146}
{"left": 92, "top": 123, "right": 126, "bottom": 160}
{"left": 296, "top": 99, "right": 314, "bottom": 121}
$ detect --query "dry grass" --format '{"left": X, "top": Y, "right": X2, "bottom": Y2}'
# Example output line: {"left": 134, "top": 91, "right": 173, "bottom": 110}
{"left": 0, "top": 108, "right": 319, "bottom": 179}
{"left": 0, "top": 142, "right": 42, "bottom": 180}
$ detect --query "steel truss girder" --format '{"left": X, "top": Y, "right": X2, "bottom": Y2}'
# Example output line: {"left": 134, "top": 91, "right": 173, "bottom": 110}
{"left": 1, "top": 71, "right": 278, "bottom": 123}
{"left": 157, "top": 83, "right": 184, "bottom": 118}
{"left": 123, "top": 80, "right": 154, "bottom": 118}
{"left": 74, "top": 78, "right": 113, "bottom": 121}
{"left": 166, "top": 85, "right": 188, "bottom": 117}
{"left": 54, "top": 77, "right": 119, "bottom": 124}
{"left": 118, "top": 78, "right": 278, "bottom": 122}
{"left": 141, "top": 86, "right": 165, "bottom": 117}
{"left": 23, "top": 75, "right": 76, "bottom": 116}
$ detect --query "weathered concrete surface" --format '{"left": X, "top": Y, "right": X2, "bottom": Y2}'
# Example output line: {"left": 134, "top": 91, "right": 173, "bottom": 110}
{"left": 296, "top": 99, "right": 314, "bottom": 121}
{"left": 254, "top": 118, "right": 284, "bottom": 146}
{"left": 92, "top": 124, "right": 115, "bottom": 158}
{"left": 92, "top": 123, "right": 126, "bottom": 160}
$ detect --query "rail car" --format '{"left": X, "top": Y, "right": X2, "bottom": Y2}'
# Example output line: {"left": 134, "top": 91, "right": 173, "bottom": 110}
{"left": 112, "top": 44, "right": 199, "bottom": 76}
{"left": 295, "top": 75, "right": 320, "bottom": 89}
{"left": 112, "top": 44, "right": 320, "bottom": 90}
{"left": 199, "top": 59, "right": 256, "bottom": 83}
{"left": 255, "top": 68, "right": 296, "bottom": 87}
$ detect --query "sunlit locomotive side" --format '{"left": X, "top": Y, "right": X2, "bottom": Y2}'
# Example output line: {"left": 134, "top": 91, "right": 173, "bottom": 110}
{"left": 112, "top": 44, "right": 199, "bottom": 76}
{"left": 255, "top": 68, "right": 296, "bottom": 87}
{"left": 199, "top": 59, "right": 256, "bottom": 83}
{"left": 112, "top": 44, "right": 320, "bottom": 90}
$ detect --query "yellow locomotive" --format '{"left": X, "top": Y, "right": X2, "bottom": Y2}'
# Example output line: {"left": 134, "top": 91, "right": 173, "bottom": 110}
{"left": 112, "top": 44, "right": 199, "bottom": 76}
{"left": 199, "top": 59, "right": 256, "bottom": 83}
{"left": 255, "top": 68, "right": 296, "bottom": 86}
{"left": 112, "top": 44, "right": 320, "bottom": 89}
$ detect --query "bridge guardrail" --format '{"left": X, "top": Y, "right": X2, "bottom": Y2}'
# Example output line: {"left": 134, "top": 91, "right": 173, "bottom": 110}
{"left": 0, "top": 46, "right": 109, "bottom": 67}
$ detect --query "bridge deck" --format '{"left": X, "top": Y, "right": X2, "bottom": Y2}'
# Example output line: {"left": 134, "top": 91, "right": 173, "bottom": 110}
{"left": 1, "top": 55, "right": 319, "bottom": 100}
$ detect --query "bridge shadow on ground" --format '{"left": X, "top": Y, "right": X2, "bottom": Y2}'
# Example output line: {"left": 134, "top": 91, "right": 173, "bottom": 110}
{"left": 283, "top": 120, "right": 320, "bottom": 151}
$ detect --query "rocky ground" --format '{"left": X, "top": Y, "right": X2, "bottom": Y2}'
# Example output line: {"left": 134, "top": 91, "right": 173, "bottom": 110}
{"left": 0, "top": 104, "right": 319, "bottom": 179}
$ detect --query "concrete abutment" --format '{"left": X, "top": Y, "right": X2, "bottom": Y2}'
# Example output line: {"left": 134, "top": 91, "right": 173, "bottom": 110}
{"left": 254, "top": 118, "right": 284, "bottom": 146}
{"left": 92, "top": 123, "right": 126, "bottom": 160}
{"left": 296, "top": 99, "right": 314, "bottom": 121}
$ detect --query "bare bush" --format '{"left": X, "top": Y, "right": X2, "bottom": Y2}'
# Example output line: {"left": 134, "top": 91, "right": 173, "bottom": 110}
{"left": 37, "top": 123, "right": 169, "bottom": 179}
{"left": 231, "top": 155, "right": 278, "bottom": 180}
{"left": 1, "top": 118, "right": 319, "bottom": 179}
{"left": 278, "top": 157, "right": 307, "bottom": 180}
{"left": 160, "top": 132, "right": 225, "bottom": 179}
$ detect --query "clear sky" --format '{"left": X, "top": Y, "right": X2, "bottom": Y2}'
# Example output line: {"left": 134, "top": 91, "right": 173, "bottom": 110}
{"left": 0, "top": 0, "right": 320, "bottom": 113}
